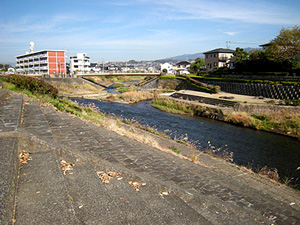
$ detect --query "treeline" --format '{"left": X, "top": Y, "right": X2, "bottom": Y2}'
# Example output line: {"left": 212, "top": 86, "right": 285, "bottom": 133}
{"left": 232, "top": 26, "right": 300, "bottom": 74}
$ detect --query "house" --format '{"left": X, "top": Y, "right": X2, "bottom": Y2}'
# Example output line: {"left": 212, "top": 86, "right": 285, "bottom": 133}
{"left": 174, "top": 61, "right": 191, "bottom": 75}
{"left": 161, "top": 62, "right": 173, "bottom": 73}
{"left": 15, "top": 42, "right": 66, "bottom": 76}
{"left": 203, "top": 48, "right": 234, "bottom": 70}
{"left": 70, "top": 53, "right": 90, "bottom": 75}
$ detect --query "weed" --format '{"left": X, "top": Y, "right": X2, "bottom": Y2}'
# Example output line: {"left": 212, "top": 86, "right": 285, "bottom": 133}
{"left": 151, "top": 97, "right": 194, "bottom": 115}
{"left": 120, "top": 91, "right": 154, "bottom": 104}
{"left": 257, "top": 166, "right": 280, "bottom": 181}
{"left": 204, "top": 141, "right": 233, "bottom": 162}
{"left": 191, "top": 152, "right": 200, "bottom": 163}
{"left": 171, "top": 146, "right": 181, "bottom": 154}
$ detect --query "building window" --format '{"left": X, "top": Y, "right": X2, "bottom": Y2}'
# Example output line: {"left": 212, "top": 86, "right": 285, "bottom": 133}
{"left": 214, "top": 54, "right": 218, "bottom": 57}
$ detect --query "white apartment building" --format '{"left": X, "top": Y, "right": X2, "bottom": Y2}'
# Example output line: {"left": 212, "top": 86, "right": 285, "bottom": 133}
{"left": 15, "top": 42, "right": 66, "bottom": 76}
{"left": 70, "top": 53, "right": 90, "bottom": 75}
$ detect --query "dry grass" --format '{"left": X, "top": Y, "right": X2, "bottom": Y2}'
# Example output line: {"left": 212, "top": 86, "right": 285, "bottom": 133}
{"left": 120, "top": 91, "right": 154, "bottom": 104}
{"left": 257, "top": 166, "right": 280, "bottom": 181}
{"left": 225, "top": 110, "right": 300, "bottom": 138}
{"left": 102, "top": 116, "right": 161, "bottom": 149}
{"left": 204, "top": 141, "right": 234, "bottom": 162}
{"left": 190, "top": 152, "right": 201, "bottom": 163}
{"left": 224, "top": 112, "right": 260, "bottom": 128}
{"left": 49, "top": 81, "right": 100, "bottom": 94}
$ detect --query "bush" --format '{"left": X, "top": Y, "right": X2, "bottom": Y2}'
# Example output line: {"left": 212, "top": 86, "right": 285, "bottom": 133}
{"left": 5, "top": 75, "right": 58, "bottom": 98}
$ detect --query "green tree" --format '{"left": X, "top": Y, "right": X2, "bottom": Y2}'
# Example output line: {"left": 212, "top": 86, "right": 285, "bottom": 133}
{"left": 162, "top": 68, "right": 168, "bottom": 73}
{"left": 231, "top": 48, "right": 249, "bottom": 70}
{"left": 268, "top": 26, "right": 300, "bottom": 63}
{"left": 189, "top": 58, "right": 205, "bottom": 74}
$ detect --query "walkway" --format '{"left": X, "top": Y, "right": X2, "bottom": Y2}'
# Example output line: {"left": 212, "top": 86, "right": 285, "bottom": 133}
{"left": 1, "top": 90, "right": 300, "bottom": 225}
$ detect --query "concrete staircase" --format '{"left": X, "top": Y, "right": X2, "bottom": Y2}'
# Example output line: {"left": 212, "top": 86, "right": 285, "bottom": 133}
{"left": 1, "top": 90, "right": 300, "bottom": 225}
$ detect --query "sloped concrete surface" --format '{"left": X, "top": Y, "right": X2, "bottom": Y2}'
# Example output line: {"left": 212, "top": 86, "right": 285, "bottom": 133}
{"left": 1, "top": 90, "right": 300, "bottom": 225}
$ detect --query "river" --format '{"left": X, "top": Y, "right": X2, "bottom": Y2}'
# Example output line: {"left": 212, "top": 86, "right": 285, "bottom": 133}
{"left": 72, "top": 98, "right": 300, "bottom": 187}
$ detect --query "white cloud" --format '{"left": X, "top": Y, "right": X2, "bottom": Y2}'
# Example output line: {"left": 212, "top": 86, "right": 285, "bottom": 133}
{"left": 140, "top": 0, "right": 300, "bottom": 25}
{"left": 224, "top": 32, "right": 239, "bottom": 36}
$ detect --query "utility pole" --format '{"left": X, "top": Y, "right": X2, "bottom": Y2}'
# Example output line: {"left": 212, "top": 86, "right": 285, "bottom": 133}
{"left": 226, "top": 41, "right": 230, "bottom": 49}
{"left": 102, "top": 58, "right": 104, "bottom": 73}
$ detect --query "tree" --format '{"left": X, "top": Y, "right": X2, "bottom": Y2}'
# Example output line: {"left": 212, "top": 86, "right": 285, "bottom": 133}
{"left": 232, "top": 48, "right": 249, "bottom": 70}
{"left": 189, "top": 58, "right": 205, "bottom": 74}
{"left": 268, "top": 26, "right": 300, "bottom": 63}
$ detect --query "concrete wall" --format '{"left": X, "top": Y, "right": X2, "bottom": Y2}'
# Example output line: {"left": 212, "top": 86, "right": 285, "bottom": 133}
{"left": 234, "top": 103, "right": 300, "bottom": 115}
{"left": 203, "top": 80, "right": 300, "bottom": 100}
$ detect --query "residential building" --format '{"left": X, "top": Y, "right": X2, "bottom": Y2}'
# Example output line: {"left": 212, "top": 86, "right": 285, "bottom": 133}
{"left": 203, "top": 48, "right": 234, "bottom": 70}
{"left": 15, "top": 44, "right": 66, "bottom": 76}
{"left": 70, "top": 53, "right": 90, "bottom": 75}
{"left": 174, "top": 61, "right": 191, "bottom": 74}
{"left": 161, "top": 62, "right": 173, "bottom": 73}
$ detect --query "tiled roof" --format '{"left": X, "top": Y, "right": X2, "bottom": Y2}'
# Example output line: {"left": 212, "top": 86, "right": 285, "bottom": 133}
{"left": 203, "top": 48, "right": 235, "bottom": 54}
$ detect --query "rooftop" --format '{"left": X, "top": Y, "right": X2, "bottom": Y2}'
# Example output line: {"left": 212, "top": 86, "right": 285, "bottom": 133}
{"left": 203, "top": 48, "right": 235, "bottom": 54}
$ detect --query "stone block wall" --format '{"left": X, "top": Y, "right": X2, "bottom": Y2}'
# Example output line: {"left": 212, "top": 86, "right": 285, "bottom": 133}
{"left": 204, "top": 81, "right": 300, "bottom": 100}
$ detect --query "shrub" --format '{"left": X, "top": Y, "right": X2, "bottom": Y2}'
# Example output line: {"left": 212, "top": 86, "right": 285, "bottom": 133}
{"left": 5, "top": 75, "right": 58, "bottom": 98}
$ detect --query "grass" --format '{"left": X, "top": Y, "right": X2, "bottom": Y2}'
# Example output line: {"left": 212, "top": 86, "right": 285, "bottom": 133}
{"left": 92, "top": 75, "right": 143, "bottom": 83}
{"left": 225, "top": 111, "right": 300, "bottom": 138}
{"left": 171, "top": 145, "right": 181, "bottom": 154}
{"left": 48, "top": 80, "right": 100, "bottom": 94}
{"left": 120, "top": 91, "right": 154, "bottom": 104}
{"left": 151, "top": 97, "right": 194, "bottom": 115}
{"left": 204, "top": 141, "right": 234, "bottom": 162}
{"left": 152, "top": 96, "right": 300, "bottom": 139}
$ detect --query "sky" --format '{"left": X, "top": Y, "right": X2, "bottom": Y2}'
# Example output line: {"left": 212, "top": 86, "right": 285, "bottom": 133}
{"left": 0, "top": 0, "right": 300, "bottom": 64}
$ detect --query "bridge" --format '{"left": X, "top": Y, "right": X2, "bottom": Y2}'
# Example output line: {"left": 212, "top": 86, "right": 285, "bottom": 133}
{"left": 76, "top": 72, "right": 161, "bottom": 77}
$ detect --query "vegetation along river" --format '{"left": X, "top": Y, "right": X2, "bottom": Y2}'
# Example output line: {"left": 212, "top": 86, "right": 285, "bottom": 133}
{"left": 72, "top": 98, "right": 300, "bottom": 187}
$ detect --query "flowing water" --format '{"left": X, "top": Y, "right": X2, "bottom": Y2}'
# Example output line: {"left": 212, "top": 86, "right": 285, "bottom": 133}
{"left": 72, "top": 98, "right": 300, "bottom": 187}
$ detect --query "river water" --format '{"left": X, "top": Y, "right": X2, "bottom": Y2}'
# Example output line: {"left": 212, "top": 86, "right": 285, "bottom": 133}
{"left": 72, "top": 98, "right": 300, "bottom": 186}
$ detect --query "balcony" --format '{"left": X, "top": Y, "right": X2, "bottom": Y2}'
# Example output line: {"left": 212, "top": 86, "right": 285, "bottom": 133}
{"left": 219, "top": 57, "right": 228, "bottom": 62}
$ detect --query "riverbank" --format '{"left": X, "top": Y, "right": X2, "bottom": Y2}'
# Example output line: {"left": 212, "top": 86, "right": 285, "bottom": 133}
{"left": 151, "top": 90, "right": 300, "bottom": 140}
{"left": 2, "top": 89, "right": 300, "bottom": 224}
{"left": 1, "top": 76, "right": 300, "bottom": 188}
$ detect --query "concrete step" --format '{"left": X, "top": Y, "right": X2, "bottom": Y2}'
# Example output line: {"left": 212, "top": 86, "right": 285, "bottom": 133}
{"left": 56, "top": 112, "right": 300, "bottom": 224}
{"left": 40, "top": 106, "right": 86, "bottom": 154}
{"left": 54, "top": 113, "right": 256, "bottom": 224}
{"left": 57, "top": 112, "right": 122, "bottom": 164}
{"left": 0, "top": 91, "right": 23, "bottom": 132}
{"left": 171, "top": 92, "right": 236, "bottom": 107}
{"left": 0, "top": 137, "right": 19, "bottom": 225}
{"left": 20, "top": 98, "right": 54, "bottom": 144}
{"left": 62, "top": 162, "right": 127, "bottom": 225}
{"left": 15, "top": 150, "right": 79, "bottom": 225}
{"left": 57, "top": 112, "right": 214, "bottom": 224}
{"left": 15, "top": 100, "right": 300, "bottom": 225}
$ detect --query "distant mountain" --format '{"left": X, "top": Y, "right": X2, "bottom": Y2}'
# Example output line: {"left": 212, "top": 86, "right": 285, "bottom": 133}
{"left": 164, "top": 53, "right": 204, "bottom": 61}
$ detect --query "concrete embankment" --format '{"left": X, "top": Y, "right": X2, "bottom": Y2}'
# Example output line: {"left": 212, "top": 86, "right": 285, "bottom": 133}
{"left": 1, "top": 90, "right": 300, "bottom": 224}
{"left": 169, "top": 89, "right": 300, "bottom": 120}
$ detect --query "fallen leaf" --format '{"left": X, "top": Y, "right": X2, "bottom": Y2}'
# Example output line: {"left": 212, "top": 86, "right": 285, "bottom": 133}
{"left": 129, "top": 181, "right": 145, "bottom": 191}
{"left": 19, "top": 151, "right": 32, "bottom": 167}
{"left": 97, "top": 171, "right": 122, "bottom": 183}
{"left": 60, "top": 160, "right": 74, "bottom": 175}
{"left": 160, "top": 191, "right": 170, "bottom": 196}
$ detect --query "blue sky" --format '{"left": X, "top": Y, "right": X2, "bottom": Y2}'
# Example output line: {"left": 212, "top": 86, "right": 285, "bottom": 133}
{"left": 0, "top": 0, "right": 299, "bottom": 64}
